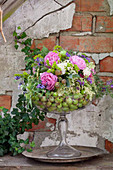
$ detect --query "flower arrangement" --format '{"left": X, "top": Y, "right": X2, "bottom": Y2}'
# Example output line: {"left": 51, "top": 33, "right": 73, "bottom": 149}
{"left": 15, "top": 45, "right": 106, "bottom": 114}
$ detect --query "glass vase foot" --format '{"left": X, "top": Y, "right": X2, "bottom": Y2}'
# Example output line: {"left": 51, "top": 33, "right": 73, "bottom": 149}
{"left": 46, "top": 113, "right": 81, "bottom": 158}
{"left": 47, "top": 144, "right": 81, "bottom": 158}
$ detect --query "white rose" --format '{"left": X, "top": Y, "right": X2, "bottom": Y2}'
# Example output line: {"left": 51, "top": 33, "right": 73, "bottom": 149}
{"left": 83, "top": 67, "right": 91, "bottom": 76}
{"left": 57, "top": 62, "right": 68, "bottom": 74}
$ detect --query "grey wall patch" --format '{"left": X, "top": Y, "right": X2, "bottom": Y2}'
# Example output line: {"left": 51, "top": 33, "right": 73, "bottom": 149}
{"left": 107, "top": 0, "right": 113, "bottom": 15}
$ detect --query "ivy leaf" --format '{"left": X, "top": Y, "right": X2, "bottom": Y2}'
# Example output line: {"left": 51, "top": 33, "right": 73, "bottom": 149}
{"left": 14, "top": 44, "right": 19, "bottom": 50}
{"left": 0, "top": 106, "right": 4, "bottom": 110}
{"left": 2, "top": 108, "right": 8, "bottom": 113}
{"left": 24, "top": 138, "right": 29, "bottom": 144}
{"left": 21, "top": 32, "right": 27, "bottom": 39}
{"left": 13, "top": 31, "right": 17, "bottom": 37}
{"left": 17, "top": 26, "right": 21, "bottom": 30}
{"left": 30, "top": 141, "right": 35, "bottom": 148}
{"left": 27, "top": 148, "right": 32, "bottom": 152}
{"left": 24, "top": 38, "right": 32, "bottom": 46}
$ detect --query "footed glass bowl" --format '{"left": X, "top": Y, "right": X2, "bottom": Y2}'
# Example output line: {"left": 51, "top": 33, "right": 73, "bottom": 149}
{"left": 32, "top": 92, "right": 90, "bottom": 114}
{"left": 32, "top": 92, "right": 91, "bottom": 158}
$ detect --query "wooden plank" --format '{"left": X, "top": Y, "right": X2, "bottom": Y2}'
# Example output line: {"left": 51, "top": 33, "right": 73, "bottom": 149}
{"left": 0, "top": 6, "right": 6, "bottom": 42}
{"left": 2, "top": 0, "right": 27, "bottom": 22}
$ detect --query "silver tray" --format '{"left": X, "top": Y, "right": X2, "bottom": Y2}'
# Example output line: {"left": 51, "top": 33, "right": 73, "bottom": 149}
{"left": 22, "top": 146, "right": 107, "bottom": 163}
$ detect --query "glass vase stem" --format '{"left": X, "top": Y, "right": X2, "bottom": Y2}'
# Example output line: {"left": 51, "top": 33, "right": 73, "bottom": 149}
{"left": 47, "top": 113, "right": 81, "bottom": 158}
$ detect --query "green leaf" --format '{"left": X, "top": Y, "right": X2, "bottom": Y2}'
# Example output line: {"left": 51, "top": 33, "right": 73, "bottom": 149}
{"left": 14, "top": 44, "right": 19, "bottom": 50}
{"left": 13, "top": 31, "right": 17, "bottom": 37}
{"left": 0, "top": 106, "right": 4, "bottom": 110}
{"left": 72, "top": 74, "right": 80, "bottom": 78}
{"left": 21, "top": 32, "right": 27, "bottom": 39}
{"left": 24, "top": 138, "right": 29, "bottom": 144}
{"left": 68, "top": 74, "right": 72, "bottom": 79}
{"left": 27, "top": 148, "right": 32, "bottom": 152}
{"left": 66, "top": 79, "right": 70, "bottom": 87}
{"left": 41, "top": 46, "right": 49, "bottom": 56}
{"left": 0, "top": 148, "right": 4, "bottom": 156}
{"left": 17, "top": 26, "right": 21, "bottom": 30}
{"left": 30, "top": 141, "right": 35, "bottom": 148}
{"left": 2, "top": 108, "right": 8, "bottom": 113}
{"left": 19, "top": 139, "right": 25, "bottom": 143}
{"left": 24, "top": 38, "right": 32, "bottom": 46}
{"left": 74, "top": 64, "right": 79, "bottom": 72}
{"left": 46, "top": 60, "right": 51, "bottom": 67}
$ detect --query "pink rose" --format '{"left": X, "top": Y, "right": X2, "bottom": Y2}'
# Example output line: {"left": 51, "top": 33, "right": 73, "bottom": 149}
{"left": 44, "top": 52, "right": 60, "bottom": 66}
{"left": 69, "top": 55, "right": 86, "bottom": 70}
{"left": 40, "top": 72, "right": 57, "bottom": 91}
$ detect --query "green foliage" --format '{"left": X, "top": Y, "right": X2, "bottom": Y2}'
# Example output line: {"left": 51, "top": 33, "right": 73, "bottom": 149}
{"left": 0, "top": 27, "right": 47, "bottom": 156}
{"left": 0, "top": 94, "right": 46, "bottom": 156}
{"left": 47, "top": 61, "right": 61, "bottom": 74}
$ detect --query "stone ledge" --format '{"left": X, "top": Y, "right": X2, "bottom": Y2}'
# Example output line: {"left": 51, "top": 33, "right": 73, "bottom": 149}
{"left": 0, "top": 152, "right": 113, "bottom": 169}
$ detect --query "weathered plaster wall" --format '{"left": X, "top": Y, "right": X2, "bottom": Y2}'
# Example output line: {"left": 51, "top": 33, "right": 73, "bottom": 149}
{"left": 0, "top": 0, "right": 113, "bottom": 151}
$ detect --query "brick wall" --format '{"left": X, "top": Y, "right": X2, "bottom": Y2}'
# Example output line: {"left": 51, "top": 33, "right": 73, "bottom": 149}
{"left": 29, "top": 0, "right": 113, "bottom": 152}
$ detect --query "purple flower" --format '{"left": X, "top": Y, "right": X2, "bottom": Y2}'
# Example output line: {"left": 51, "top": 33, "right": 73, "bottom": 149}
{"left": 77, "top": 80, "right": 84, "bottom": 86}
{"left": 87, "top": 77, "right": 92, "bottom": 84}
{"left": 66, "top": 52, "right": 71, "bottom": 57}
{"left": 111, "top": 84, "right": 113, "bottom": 88}
{"left": 85, "top": 57, "right": 90, "bottom": 63}
{"left": 15, "top": 76, "right": 21, "bottom": 80}
{"left": 80, "top": 55, "right": 90, "bottom": 63}
{"left": 36, "top": 84, "right": 45, "bottom": 89}
{"left": 82, "top": 82, "right": 85, "bottom": 86}
{"left": 35, "top": 57, "right": 40, "bottom": 62}
{"left": 106, "top": 79, "right": 112, "bottom": 85}
{"left": 18, "top": 82, "right": 23, "bottom": 89}
{"left": 23, "top": 91, "right": 27, "bottom": 94}
{"left": 77, "top": 80, "right": 81, "bottom": 84}
{"left": 76, "top": 87, "right": 79, "bottom": 90}
{"left": 35, "top": 57, "right": 43, "bottom": 66}
{"left": 102, "top": 87, "right": 106, "bottom": 92}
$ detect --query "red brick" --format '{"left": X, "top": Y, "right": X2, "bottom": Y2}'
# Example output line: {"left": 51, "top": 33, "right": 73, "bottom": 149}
{"left": 27, "top": 121, "right": 46, "bottom": 132}
{"left": 100, "top": 57, "right": 113, "bottom": 72}
{"left": 76, "top": 0, "right": 107, "bottom": 12}
{"left": 66, "top": 14, "right": 92, "bottom": 32}
{"left": 96, "top": 16, "right": 113, "bottom": 33}
{"left": 99, "top": 76, "right": 113, "bottom": 82}
{"left": 27, "top": 117, "right": 56, "bottom": 132}
{"left": 0, "top": 95, "right": 12, "bottom": 110}
{"left": 30, "top": 40, "right": 36, "bottom": 49}
{"left": 47, "top": 117, "right": 56, "bottom": 125}
{"left": 60, "top": 36, "right": 113, "bottom": 53}
{"left": 35, "top": 36, "right": 57, "bottom": 51}
{"left": 105, "top": 139, "right": 113, "bottom": 153}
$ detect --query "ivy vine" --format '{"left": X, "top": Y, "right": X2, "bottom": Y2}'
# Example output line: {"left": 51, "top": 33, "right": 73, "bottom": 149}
{"left": 0, "top": 27, "right": 46, "bottom": 156}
